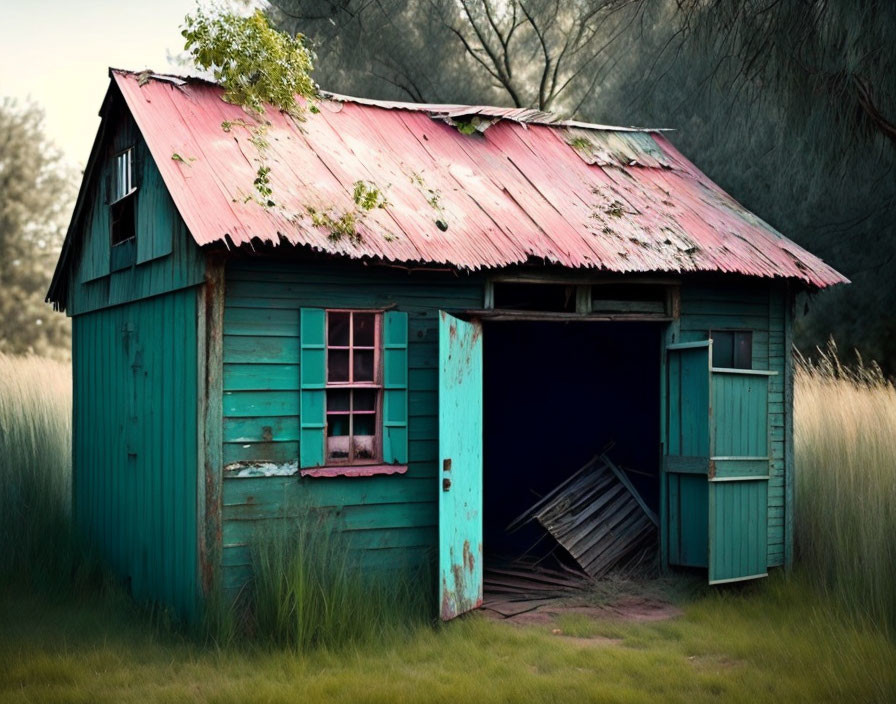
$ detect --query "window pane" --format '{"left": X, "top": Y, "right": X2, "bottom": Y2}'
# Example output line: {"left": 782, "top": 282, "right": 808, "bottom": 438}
{"left": 711, "top": 331, "right": 734, "bottom": 368}
{"left": 327, "top": 414, "right": 349, "bottom": 437}
{"left": 328, "top": 311, "right": 350, "bottom": 346}
{"left": 353, "top": 349, "right": 375, "bottom": 382}
{"left": 354, "top": 412, "right": 376, "bottom": 435}
{"left": 354, "top": 410, "right": 377, "bottom": 460}
{"left": 733, "top": 332, "right": 753, "bottom": 369}
{"left": 327, "top": 389, "right": 350, "bottom": 411}
{"left": 354, "top": 312, "right": 376, "bottom": 346}
{"left": 328, "top": 349, "right": 350, "bottom": 382}
{"left": 354, "top": 434, "right": 376, "bottom": 460}
{"left": 327, "top": 434, "right": 350, "bottom": 461}
{"left": 354, "top": 388, "right": 377, "bottom": 411}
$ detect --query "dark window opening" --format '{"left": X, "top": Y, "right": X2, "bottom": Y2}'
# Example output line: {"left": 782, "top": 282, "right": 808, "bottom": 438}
{"left": 591, "top": 284, "right": 668, "bottom": 315}
{"left": 492, "top": 282, "right": 576, "bottom": 312}
{"left": 110, "top": 147, "right": 137, "bottom": 246}
{"left": 325, "top": 310, "right": 381, "bottom": 464}
{"left": 110, "top": 195, "right": 136, "bottom": 245}
{"left": 710, "top": 330, "right": 752, "bottom": 369}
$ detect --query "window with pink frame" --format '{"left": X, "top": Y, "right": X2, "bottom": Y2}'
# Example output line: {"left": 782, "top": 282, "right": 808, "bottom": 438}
{"left": 325, "top": 310, "right": 382, "bottom": 464}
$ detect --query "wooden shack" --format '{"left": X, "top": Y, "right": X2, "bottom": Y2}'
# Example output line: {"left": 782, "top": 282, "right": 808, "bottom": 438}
{"left": 48, "top": 69, "right": 846, "bottom": 620}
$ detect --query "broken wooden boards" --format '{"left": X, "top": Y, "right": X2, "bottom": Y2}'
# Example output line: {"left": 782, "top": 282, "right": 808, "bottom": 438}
{"left": 508, "top": 454, "right": 659, "bottom": 579}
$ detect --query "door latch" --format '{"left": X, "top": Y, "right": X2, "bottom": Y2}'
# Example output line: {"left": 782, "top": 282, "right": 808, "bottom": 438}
{"left": 442, "top": 458, "right": 452, "bottom": 491}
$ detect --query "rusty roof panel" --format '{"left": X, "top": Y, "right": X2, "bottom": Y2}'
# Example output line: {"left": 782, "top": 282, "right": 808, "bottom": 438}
{"left": 112, "top": 69, "right": 846, "bottom": 287}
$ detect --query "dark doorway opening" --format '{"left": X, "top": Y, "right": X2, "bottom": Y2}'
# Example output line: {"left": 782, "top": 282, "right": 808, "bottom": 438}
{"left": 482, "top": 321, "right": 663, "bottom": 567}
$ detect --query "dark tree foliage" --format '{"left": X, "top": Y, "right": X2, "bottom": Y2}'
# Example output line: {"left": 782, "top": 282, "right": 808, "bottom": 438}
{"left": 268, "top": 0, "right": 646, "bottom": 110}
{"left": 0, "top": 100, "right": 75, "bottom": 360}
{"left": 271, "top": 0, "right": 895, "bottom": 369}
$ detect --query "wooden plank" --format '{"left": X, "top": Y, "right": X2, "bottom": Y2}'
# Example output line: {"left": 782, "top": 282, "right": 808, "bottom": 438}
{"left": 223, "top": 307, "right": 300, "bottom": 336}
{"left": 223, "top": 335, "right": 299, "bottom": 364}
{"left": 223, "top": 364, "right": 299, "bottom": 391}
{"left": 223, "top": 390, "right": 300, "bottom": 417}
{"left": 222, "top": 475, "right": 434, "bottom": 514}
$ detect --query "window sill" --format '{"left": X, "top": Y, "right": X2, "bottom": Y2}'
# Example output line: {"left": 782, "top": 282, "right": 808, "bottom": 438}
{"left": 300, "top": 464, "right": 408, "bottom": 479}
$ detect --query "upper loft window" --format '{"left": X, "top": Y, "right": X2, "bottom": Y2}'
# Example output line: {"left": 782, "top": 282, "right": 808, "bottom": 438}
{"left": 710, "top": 330, "right": 752, "bottom": 369}
{"left": 492, "top": 282, "right": 577, "bottom": 312}
{"left": 326, "top": 311, "right": 382, "bottom": 465}
{"left": 110, "top": 147, "right": 137, "bottom": 246}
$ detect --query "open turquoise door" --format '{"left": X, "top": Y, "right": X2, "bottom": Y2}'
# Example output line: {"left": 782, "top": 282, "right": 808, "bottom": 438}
{"left": 665, "top": 342, "right": 773, "bottom": 584}
{"left": 438, "top": 311, "right": 483, "bottom": 620}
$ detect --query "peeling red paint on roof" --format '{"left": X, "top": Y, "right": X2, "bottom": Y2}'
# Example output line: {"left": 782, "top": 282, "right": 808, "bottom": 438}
{"left": 113, "top": 69, "right": 846, "bottom": 287}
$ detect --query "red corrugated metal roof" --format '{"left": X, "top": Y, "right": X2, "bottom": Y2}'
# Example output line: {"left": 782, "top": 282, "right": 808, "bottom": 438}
{"left": 113, "top": 69, "right": 845, "bottom": 287}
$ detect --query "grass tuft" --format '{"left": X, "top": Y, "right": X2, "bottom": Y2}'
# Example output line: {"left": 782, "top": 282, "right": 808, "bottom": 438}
{"left": 204, "top": 511, "right": 433, "bottom": 650}
{"left": 795, "top": 342, "right": 896, "bottom": 636}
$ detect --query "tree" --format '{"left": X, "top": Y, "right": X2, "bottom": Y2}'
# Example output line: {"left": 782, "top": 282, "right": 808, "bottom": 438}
{"left": 0, "top": 99, "right": 76, "bottom": 360}
{"left": 267, "top": 0, "right": 647, "bottom": 111}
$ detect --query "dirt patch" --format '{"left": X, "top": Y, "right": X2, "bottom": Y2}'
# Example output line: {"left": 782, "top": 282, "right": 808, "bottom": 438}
{"left": 481, "top": 594, "right": 681, "bottom": 626}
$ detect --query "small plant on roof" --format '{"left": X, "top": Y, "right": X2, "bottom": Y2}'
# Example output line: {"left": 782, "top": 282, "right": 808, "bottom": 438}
{"left": 352, "top": 180, "right": 389, "bottom": 211}
{"left": 306, "top": 180, "right": 390, "bottom": 244}
{"left": 182, "top": 6, "right": 318, "bottom": 211}
{"left": 181, "top": 7, "right": 316, "bottom": 117}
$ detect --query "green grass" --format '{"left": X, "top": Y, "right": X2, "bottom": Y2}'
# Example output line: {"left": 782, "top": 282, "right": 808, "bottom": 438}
{"left": 2, "top": 350, "right": 896, "bottom": 700}
{"left": 795, "top": 346, "right": 896, "bottom": 635}
{"left": 206, "top": 515, "right": 432, "bottom": 649}
{"left": 1, "top": 574, "right": 894, "bottom": 703}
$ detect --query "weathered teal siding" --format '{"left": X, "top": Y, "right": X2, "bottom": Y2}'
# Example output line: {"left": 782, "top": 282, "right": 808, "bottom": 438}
{"left": 66, "top": 92, "right": 207, "bottom": 619}
{"left": 67, "top": 106, "right": 204, "bottom": 316}
{"left": 220, "top": 260, "right": 484, "bottom": 591}
{"left": 72, "top": 288, "right": 200, "bottom": 619}
{"left": 677, "top": 279, "right": 789, "bottom": 567}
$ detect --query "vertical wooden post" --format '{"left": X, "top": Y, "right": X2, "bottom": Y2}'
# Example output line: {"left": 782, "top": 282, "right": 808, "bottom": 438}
{"left": 199, "top": 254, "right": 225, "bottom": 596}
{"left": 659, "top": 291, "right": 681, "bottom": 572}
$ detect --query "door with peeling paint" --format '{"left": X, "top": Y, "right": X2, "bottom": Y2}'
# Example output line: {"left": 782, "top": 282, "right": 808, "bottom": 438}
{"left": 438, "top": 311, "right": 483, "bottom": 620}
{"left": 665, "top": 341, "right": 772, "bottom": 584}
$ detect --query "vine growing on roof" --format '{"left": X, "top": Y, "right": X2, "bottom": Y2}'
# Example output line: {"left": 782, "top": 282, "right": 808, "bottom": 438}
{"left": 181, "top": 6, "right": 318, "bottom": 207}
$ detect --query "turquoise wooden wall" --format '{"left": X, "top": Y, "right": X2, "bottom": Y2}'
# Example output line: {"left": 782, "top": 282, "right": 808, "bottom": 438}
{"left": 72, "top": 289, "right": 200, "bottom": 619}
{"left": 219, "top": 265, "right": 793, "bottom": 593}
{"left": 219, "top": 260, "right": 484, "bottom": 592}
{"left": 68, "top": 96, "right": 205, "bottom": 619}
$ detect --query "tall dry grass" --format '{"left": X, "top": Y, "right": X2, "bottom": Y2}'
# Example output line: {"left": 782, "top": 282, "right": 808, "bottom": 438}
{"left": 0, "top": 353, "right": 74, "bottom": 586}
{"left": 795, "top": 344, "right": 896, "bottom": 635}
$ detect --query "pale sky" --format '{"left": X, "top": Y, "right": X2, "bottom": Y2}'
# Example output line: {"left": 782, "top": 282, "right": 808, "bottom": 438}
{"left": 0, "top": 0, "right": 243, "bottom": 168}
